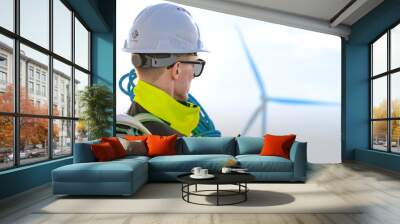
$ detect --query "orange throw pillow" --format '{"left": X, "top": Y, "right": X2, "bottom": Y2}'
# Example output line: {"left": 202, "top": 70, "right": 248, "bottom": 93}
{"left": 91, "top": 142, "right": 117, "bottom": 161}
{"left": 146, "top": 135, "right": 177, "bottom": 157}
{"left": 260, "top": 134, "right": 296, "bottom": 159}
{"left": 101, "top": 137, "right": 127, "bottom": 158}
{"left": 124, "top": 135, "right": 148, "bottom": 142}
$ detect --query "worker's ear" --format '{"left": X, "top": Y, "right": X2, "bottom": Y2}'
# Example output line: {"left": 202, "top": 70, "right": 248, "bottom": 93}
{"left": 171, "top": 62, "right": 180, "bottom": 80}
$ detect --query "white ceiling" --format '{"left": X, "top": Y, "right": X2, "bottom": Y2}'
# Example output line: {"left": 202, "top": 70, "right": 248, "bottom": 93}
{"left": 168, "top": 0, "right": 384, "bottom": 38}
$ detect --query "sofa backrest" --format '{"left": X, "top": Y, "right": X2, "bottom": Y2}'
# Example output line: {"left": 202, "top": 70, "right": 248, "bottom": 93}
{"left": 177, "top": 137, "right": 236, "bottom": 155}
{"left": 74, "top": 136, "right": 303, "bottom": 160}
{"left": 73, "top": 139, "right": 100, "bottom": 163}
{"left": 235, "top": 137, "right": 263, "bottom": 155}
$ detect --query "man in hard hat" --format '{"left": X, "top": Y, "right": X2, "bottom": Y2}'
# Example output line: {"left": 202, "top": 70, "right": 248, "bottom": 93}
{"left": 121, "top": 3, "right": 207, "bottom": 136}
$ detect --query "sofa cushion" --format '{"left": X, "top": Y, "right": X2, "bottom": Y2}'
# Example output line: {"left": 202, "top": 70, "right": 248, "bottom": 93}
{"left": 236, "top": 155, "right": 293, "bottom": 172}
{"left": 101, "top": 137, "right": 127, "bottom": 158}
{"left": 149, "top": 154, "right": 235, "bottom": 172}
{"left": 52, "top": 158, "right": 147, "bottom": 183}
{"left": 177, "top": 137, "right": 236, "bottom": 155}
{"left": 115, "top": 155, "right": 150, "bottom": 163}
{"left": 119, "top": 138, "right": 148, "bottom": 156}
{"left": 236, "top": 137, "right": 263, "bottom": 155}
{"left": 91, "top": 142, "right": 118, "bottom": 161}
{"left": 147, "top": 135, "right": 177, "bottom": 157}
{"left": 260, "top": 134, "right": 296, "bottom": 159}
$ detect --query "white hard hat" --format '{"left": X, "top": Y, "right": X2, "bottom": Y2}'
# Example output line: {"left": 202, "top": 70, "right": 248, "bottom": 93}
{"left": 122, "top": 3, "right": 208, "bottom": 54}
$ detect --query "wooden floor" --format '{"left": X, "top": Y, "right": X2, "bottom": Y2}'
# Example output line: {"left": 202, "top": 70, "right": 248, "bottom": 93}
{"left": 1, "top": 162, "right": 400, "bottom": 224}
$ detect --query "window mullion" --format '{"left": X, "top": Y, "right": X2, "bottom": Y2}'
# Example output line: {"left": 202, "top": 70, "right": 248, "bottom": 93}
{"left": 48, "top": 0, "right": 54, "bottom": 160}
{"left": 388, "top": 30, "right": 391, "bottom": 152}
{"left": 13, "top": 0, "right": 20, "bottom": 167}
{"left": 370, "top": 45, "right": 373, "bottom": 149}
{"left": 71, "top": 10, "right": 76, "bottom": 154}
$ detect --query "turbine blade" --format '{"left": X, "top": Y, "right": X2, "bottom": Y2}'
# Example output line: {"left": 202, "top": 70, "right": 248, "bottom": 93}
{"left": 268, "top": 97, "right": 339, "bottom": 106}
{"left": 235, "top": 24, "right": 267, "bottom": 98}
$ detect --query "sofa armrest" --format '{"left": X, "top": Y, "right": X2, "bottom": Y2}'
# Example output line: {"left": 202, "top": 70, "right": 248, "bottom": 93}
{"left": 73, "top": 140, "right": 100, "bottom": 163}
{"left": 289, "top": 141, "right": 307, "bottom": 181}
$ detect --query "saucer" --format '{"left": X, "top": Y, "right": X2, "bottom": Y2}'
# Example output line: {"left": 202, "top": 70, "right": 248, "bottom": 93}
{"left": 190, "top": 174, "right": 215, "bottom": 179}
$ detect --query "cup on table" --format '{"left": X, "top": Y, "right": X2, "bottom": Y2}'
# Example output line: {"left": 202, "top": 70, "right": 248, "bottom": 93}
{"left": 221, "top": 167, "right": 232, "bottom": 174}
{"left": 191, "top": 167, "right": 202, "bottom": 176}
{"left": 200, "top": 168, "right": 208, "bottom": 176}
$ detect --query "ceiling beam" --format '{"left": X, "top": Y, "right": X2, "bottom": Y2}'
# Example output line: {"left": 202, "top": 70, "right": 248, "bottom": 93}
{"left": 330, "top": 0, "right": 368, "bottom": 28}
{"left": 167, "top": 0, "right": 351, "bottom": 38}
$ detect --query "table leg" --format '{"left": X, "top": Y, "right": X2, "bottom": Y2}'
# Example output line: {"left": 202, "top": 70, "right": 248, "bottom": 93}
{"left": 195, "top": 184, "right": 197, "bottom": 192}
{"left": 187, "top": 184, "right": 190, "bottom": 202}
{"left": 217, "top": 184, "right": 219, "bottom": 206}
{"left": 181, "top": 184, "right": 183, "bottom": 199}
{"left": 245, "top": 183, "right": 247, "bottom": 201}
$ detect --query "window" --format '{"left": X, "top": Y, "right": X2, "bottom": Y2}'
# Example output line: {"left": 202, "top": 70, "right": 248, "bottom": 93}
{"left": 0, "top": 71, "right": 6, "bottom": 85}
{"left": 0, "top": 0, "right": 91, "bottom": 170}
{"left": 0, "top": 116, "right": 13, "bottom": 170}
{"left": 0, "top": 35, "right": 13, "bottom": 113}
{"left": 53, "top": 0, "right": 72, "bottom": 60}
{"left": 53, "top": 119, "right": 72, "bottom": 158}
{"left": 28, "top": 81, "right": 34, "bottom": 94}
{"left": 74, "top": 69, "right": 89, "bottom": 119}
{"left": 0, "top": 54, "right": 7, "bottom": 88}
{"left": 28, "top": 67, "right": 34, "bottom": 80}
{"left": 36, "top": 83, "right": 40, "bottom": 95}
{"left": 75, "top": 18, "right": 89, "bottom": 70}
{"left": 0, "top": 54, "right": 7, "bottom": 67}
{"left": 41, "top": 73, "right": 46, "bottom": 83}
{"left": 53, "top": 59, "right": 72, "bottom": 117}
{"left": 42, "top": 85, "right": 46, "bottom": 97}
{"left": 0, "top": 0, "right": 14, "bottom": 32}
{"left": 54, "top": 89, "right": 58, "bottom": 103}
{"left": 35, "top": 70, "right": 41, "bottom": 81}
{"left": 20, "top": 117, "right": 48, "bottom": 165}
{"left": 20, "top": 0, "right": 49, "bottom": 49}
{"left": 371, "top": 23, "right": 400, "bottom": 154}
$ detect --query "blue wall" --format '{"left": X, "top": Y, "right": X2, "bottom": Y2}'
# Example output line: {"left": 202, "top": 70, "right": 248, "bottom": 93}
{"left": 343, "top": 0, "right": 400, "bottom": 170}
{"left": 91, "top": 0, "right": 116, "bottom": 135}
{"left": 0, "top": 158, "right": 72, "bottom": 199}
{"left": 0, "top": 0, "right": 116, "bottom": 200}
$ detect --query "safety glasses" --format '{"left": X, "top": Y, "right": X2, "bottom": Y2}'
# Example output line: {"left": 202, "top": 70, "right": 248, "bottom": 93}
{"left": 168, "top": 59, "right": 206, "bottom": 77}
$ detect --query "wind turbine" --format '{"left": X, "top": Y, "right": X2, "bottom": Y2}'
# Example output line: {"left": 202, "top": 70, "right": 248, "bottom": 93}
{"left": 235, "top": 25, "right": 339, "bottom": 136}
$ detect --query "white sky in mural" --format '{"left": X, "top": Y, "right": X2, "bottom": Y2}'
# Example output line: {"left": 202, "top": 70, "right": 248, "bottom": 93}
{"left": 116, "top": 0, "right": 341, "bottom": 163}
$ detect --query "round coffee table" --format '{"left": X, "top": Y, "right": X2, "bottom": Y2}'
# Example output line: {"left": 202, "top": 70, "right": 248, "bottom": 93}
{"left": 177, "top": 173, "right": 255, "bottom": 206}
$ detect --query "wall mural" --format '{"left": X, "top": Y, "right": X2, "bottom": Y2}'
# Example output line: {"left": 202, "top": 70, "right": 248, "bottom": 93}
{"left": 116, "top": 0, "right": 341, "bottom": 163}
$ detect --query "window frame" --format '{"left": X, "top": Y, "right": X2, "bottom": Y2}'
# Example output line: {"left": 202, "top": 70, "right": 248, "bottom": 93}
{"left": 0, "top": 0, "right": 91, "bottom": 171}
{"left": 370, "top": 20, "right": 400, "bottom": 154}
